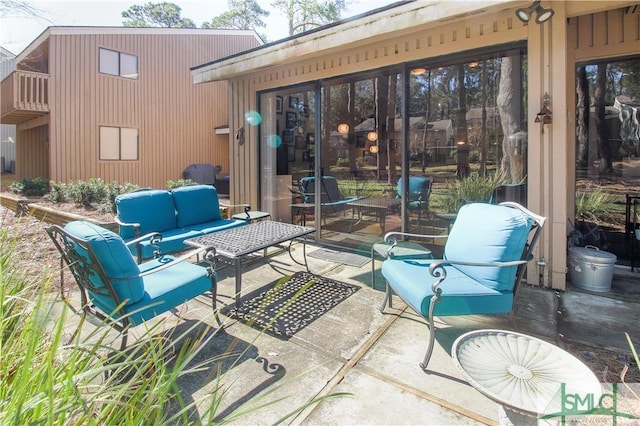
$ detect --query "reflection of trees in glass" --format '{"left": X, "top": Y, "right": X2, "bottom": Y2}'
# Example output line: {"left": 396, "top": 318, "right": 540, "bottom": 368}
{"left": 576, "top": 58, "right": 640, "bottom": 175}
{"left": 408, "top": 52, "right": 526, "bottom": 181}
{"left": 497, "top": 55, "right": 526, "bottom": 182}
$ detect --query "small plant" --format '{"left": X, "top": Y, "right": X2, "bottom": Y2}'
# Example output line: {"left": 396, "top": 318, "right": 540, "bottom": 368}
{"left": 440, "top": 172, "right": 509, "bottom": 213}
{"left": 9, "top": 177, "right": 49, "bottom": 196}
{"left": 335, "top": 158, "right": 349, "bottom": 168}
{"left": 575, "top": 189, "right": 617, "bottom": 223}
{"left": 166, "top": 179, "right": 195, "bottom": 189}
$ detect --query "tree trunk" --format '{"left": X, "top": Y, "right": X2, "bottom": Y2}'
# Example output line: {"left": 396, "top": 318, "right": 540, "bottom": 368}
{"left": 497, "top": 56, "right": 523, "bottom": 181}
{"left": 480, "top": 60, "right": 488, "bottom": 175}
{"left": 456, "top": 65, "right": 469, "bottom": 178}
{"left": 576, "top": 66, "right": 590, "bottom": 168}
{"left": 595, "top": 63, "right": 612, "bottom": 173}
{"left": 346, "top": 83, "right": 358, "bottom": 175}
{"left": 375, "top": 76, "right": 389, "bottom": 180}
{"left": 387, "top": 75, "right": 398, "bottom": 183}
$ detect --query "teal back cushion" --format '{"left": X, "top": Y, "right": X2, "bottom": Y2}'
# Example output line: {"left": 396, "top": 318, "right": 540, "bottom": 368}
{"left": 444, "top": 203, "right": 532, "bottom": 292}
{"left": 397, "top": 176, "right": 432, "bottom": 204}
{"left": 64, "top": 221, "right": 144, "bottom": 306}
{"left": 115, "top": 190, "right": 177, "bottom": 239}
{"left": 300, "top": 176, "right": 342, "bottom": 203}
{"left": 173, "top": 185, "right": 222, "bottom": 228}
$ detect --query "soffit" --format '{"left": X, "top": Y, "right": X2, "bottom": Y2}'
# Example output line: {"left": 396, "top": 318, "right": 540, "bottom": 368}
{"left": 191, "top": 0, "right": 518, "bottom": 84}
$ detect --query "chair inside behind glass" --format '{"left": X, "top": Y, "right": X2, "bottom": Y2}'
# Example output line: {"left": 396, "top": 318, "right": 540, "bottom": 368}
{"left": 396, "top": 176, "right": 433, "bottom": 228}
{"left": 489, "top": 183, "right": 527, "bottom": 206}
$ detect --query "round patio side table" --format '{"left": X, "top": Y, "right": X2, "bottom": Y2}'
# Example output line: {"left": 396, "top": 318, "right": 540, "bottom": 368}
{"left": 452, "top": 329, "right": 601, "bottom": 425}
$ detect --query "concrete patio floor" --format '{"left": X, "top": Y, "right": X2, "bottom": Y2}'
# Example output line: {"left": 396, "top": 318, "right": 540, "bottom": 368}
{"left": 55, "top": 243, "right": 638, "bottom": 425}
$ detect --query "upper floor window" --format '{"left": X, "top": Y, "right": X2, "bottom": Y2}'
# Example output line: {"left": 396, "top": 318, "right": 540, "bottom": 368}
{"left": 99, "top": 126, "right": 139, "bottom": 160}
{"left": 99, "top": 48, "right": 138, "bottom": 79}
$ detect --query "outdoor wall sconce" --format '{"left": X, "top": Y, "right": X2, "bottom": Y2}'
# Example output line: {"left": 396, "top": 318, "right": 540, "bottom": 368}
{"left": 337, "top": 123, "right": 350, "bottom": 134}
{"left": 235, "top": 126, "right": 245, "bottom": 145}
{"left": 367, "top": 131, "right": 379, "bottom": 142}
{"left": 369, "top": 145, "right": 379, "bottom": 154}
{"left": 515, "top": 0, "right": 554, "bottom": 24}
{"left": 535, "top": 92, "right": 552, "bottom": 125}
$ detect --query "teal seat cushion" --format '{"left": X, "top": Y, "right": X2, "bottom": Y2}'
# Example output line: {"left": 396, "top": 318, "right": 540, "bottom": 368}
{"left": 133, "top": 228, "right": 204, "bottom": 259}
{"left": 382, "top": 258, "right": 513, "bottom": 317}
{"left": 124, "top": 260, "right": 214, "bottom": 325}
{"left": 64, "top": 221, "right": 144, "bottom": 310}
{"left": 444, "top": 203, "right": 532, "bottom": 291}
{"left": 185, "top": 219, "right": 246, "bottom": 235}
{"left": 173, "top": 185, "right": 222, "bottom": 228}
{"left": 116, "top": 190, "right": 177, "bottom": 239}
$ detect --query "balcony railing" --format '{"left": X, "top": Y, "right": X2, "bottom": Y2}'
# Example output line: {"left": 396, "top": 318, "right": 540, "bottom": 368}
{"left": 1, "top": 71, "right": 50, "bottom": 124}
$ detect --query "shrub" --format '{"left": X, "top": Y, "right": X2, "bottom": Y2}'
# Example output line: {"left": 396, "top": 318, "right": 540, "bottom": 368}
{"left": 46, "top": 179, "right": 138, "bottom": 213}
{"left": 335, "top": 158, "right": 349, "bottom": 168}
{"left": 9, "top": 177, "right": 49, "bottom": 196}
{"left": 575, "top": 189, "right": 617, "bottom": 223}
{"left": 166, "top": 179, "right": 195, "bottom": 189}
{"left": 440, "top": 172, "right": 509, "bottom": 213}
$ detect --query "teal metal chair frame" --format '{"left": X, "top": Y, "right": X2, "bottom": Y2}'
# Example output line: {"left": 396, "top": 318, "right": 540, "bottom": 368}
{"left": 380, "top": 202, "right": 546, "bottom": 371}
{"left": 47, "top": 223, "right": 219, "bottom": 350}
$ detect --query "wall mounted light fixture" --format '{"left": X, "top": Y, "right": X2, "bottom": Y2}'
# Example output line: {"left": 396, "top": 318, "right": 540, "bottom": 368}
{"left": 235, "top": 126, "right": 245, "bottom": 145}
{"left": 367, "top": 131, "right": 379, "bottom": 142}
{"left": 369, "top": 145, "right": 379, "bottom": 154}
{"left": 535, "top": 92, "right": 552, "bottom": 126}
{"left": 337, "top": 123, "right": 350, "bottom": 134}
{"left": 515, "top": 0, "right": 554, "bottom": 24}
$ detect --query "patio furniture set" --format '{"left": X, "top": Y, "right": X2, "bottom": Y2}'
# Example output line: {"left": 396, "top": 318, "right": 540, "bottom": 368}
{"left": 46, "top": 184, "right": 602, "bottom": 422}
{"left": 290, "top": 175, "right": 432, "bottom": 234}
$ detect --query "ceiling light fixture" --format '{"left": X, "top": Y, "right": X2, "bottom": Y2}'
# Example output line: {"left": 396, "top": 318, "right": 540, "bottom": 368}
{"left": 410, "top": 67, "right": 427, "bottom": 75}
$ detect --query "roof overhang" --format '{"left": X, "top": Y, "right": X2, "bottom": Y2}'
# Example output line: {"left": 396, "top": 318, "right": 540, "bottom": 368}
{"left": 191, "top": 0, "right": 519, "bottom": 84}
{"left": 16, "top": 26, "right": 262, "bottom": 63}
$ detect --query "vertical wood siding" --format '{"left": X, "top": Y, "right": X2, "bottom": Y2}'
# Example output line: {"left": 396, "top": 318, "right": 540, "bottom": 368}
{"left": 34, "top": 32, "right": 260, "bottom": 188}
{"left": 569, "top": 8, "right": 640, "bottom": 62}
{"left": 15, "top": 124, "right": 48, "bottom": 179}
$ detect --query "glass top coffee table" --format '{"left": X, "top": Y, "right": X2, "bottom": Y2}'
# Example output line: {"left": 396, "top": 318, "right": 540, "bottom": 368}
{"left": 185, "top": 220, "right": 314, "bottom": 305}
{"left": 452, "top": 329, "right": 601, "bottom": 424}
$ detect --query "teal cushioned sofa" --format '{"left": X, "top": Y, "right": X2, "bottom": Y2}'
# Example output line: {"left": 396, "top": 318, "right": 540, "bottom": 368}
{"left": 115, "top": 185, "right": 246, "bottom": 260}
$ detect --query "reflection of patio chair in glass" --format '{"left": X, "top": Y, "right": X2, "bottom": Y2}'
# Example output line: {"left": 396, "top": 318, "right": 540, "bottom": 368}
{"left": 396, "top": 176, "right": 433, "bottom": 227}
{"left": 299, "top": 176, "right": 360, "bottom": 218}
{"left": 489, "top": 183, "right": 527, "bottom": 206}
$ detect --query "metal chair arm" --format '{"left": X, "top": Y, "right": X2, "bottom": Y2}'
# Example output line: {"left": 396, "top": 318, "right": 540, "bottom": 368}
{"left": 113, "top": 216, "right": 142, "bottom": 237}
{"left": 110, "top": 245, "right": 218, "bottom": 281}
{"left": 428, "top": 258, "right": 528, "bottom": 295}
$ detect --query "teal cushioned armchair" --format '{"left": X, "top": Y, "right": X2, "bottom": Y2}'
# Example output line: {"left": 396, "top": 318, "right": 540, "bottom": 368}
{"left": 380, "top": 202, "right": 546, "bottom": 371}
{"left": 47, "top": 221, "right": 219, "bottom": 349}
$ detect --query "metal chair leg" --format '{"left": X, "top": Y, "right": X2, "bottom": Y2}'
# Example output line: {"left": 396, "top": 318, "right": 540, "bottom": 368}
{"left": 379, "top": 282, "right": 394, "bottom": 312}
{"left": 370, "top": 246, "right": 377, "bottom": 288}
{"left": 419, "top": 298, "right": 439, "bottom": 371}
